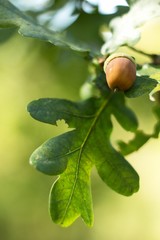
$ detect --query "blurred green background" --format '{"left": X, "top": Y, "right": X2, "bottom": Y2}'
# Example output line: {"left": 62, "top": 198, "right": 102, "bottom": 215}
{"left": 0, "top": 13, "right": 160, "bottom": 240}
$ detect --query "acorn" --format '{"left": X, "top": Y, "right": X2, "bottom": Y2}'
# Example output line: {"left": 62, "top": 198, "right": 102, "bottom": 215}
{"left": 103, "top": 53, "right": 136, "bottom": 91}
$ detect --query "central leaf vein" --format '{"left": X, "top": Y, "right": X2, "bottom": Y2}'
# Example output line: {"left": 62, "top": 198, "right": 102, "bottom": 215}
{"left": 61, "top": 95, "right": 112, "bottom": 223}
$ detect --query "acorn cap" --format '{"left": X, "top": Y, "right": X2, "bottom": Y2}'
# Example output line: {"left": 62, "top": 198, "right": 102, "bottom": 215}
{"left": 103, "top": 53, "right": 136, "bottom": 73}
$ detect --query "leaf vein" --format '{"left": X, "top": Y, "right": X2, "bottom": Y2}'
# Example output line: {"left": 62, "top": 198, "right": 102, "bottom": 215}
{"left": 61, "top": 94, "right": 113, "bottom": 223}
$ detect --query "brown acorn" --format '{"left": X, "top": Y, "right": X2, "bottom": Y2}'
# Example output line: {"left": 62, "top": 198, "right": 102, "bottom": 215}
{"left": 103, "top": 53, "right": 136, "bottom": 91}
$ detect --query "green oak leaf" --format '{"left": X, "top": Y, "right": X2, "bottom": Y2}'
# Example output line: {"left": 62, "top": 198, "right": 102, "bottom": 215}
{"left": 28, "top": 92, "right": 139, "bottom": 227}
{"left": 117, "top": 130, "right": 152, "bottom": 156}
{"left": 125, "top": 75, "right": 157, "bottom": 98}
{"left": 117, "top": 105, "right": 160, "bottom": 156}
{"left": 0, "top": 0, "right": 90, "bottom": 54}
{"left": 125, "top": 65, "right": 160, "bottom": 98}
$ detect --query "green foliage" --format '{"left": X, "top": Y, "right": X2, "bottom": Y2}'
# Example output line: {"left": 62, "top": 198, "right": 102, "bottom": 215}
{"left": 1, "top": 0, "right": 160, "bottom": 228}
{"left": 0, "top": 1, "right": 159, "bottom": 56}
{"left": 28, "top": 91, "right": 140, "bottom": 226}
{"left": 27, "top": 62, "right": 160, "bottom": 226}
{"left": 0, "top": 0, "right": 90, "bottom": 54}
{"left": 125, "top": 66, "right": 158, "bottom": 98}
{"left": 117, "top": 105, "right": 160, "bottom": 156}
